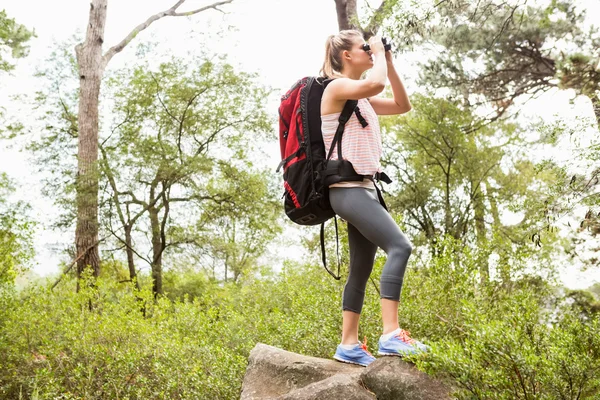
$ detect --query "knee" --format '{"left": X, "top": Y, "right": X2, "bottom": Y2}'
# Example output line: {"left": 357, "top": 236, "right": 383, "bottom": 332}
{"left": 388, "top": 240, "right": 413, "bottom": 260}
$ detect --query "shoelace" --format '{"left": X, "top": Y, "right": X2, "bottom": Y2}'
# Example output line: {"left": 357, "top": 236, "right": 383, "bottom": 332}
{"left": 360, "top": 335, "right": 374, "bottom": 357}
{"left": 394, "top": 329, "right": 416, "bottom": 345}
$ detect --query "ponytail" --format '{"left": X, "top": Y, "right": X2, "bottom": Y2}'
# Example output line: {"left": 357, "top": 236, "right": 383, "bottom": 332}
{"left": 319, "top": 30, "right": 363, "bottom": 79}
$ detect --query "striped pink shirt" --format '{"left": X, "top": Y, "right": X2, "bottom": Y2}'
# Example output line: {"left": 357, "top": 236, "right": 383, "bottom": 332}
{"left": 321, "top": 98, "right": 383, "bottom": 177}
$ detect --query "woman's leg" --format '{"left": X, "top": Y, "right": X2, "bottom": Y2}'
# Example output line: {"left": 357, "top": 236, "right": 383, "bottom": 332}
{"left": 329, "top": 187, "right": 413, "bottom": 337}
{"left": 341, "top": 221, "right": 377, "bottom": 344}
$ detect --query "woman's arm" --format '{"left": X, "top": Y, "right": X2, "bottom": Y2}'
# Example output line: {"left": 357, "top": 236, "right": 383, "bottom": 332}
{"left": 326, "top": 37, "right": 388, "bottom": 101}
{"left": 369, "top": 53, "right": 412, "bottom": 115}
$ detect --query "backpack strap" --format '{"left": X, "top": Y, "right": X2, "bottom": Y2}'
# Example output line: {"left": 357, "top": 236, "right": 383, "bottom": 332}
{"left": 320, "top": 216, "right": 341, "bottom": 280}
{"left": 325, "top": 100, "right": 358, "bottom": 163}
{"left": 325, "top": 101, "right": 369, "bottom": 164}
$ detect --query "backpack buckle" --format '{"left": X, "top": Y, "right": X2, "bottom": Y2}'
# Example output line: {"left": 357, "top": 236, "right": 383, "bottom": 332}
{"left": 374, "top": 172, "right": 392, "bottom": 184}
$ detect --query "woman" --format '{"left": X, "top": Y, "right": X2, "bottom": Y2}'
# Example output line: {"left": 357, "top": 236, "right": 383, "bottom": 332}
{"left": 320, "top": 30, "right": 429, "bottom": 367}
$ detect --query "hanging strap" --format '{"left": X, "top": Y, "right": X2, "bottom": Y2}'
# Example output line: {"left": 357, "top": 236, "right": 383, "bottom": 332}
{"left": 275, "top": 143, "right": 306, "bottom": 172}
{"left": 278, "top": 108, "right": 290, "bottom": 135}
{"left": 366, "top": 174, "right": 391, "bottom": 211}
{"left": 354, "top": 107, "right": 368, "bottom": 128}
{"left": 320, "top": 216, "right": 341, "bottom": 280}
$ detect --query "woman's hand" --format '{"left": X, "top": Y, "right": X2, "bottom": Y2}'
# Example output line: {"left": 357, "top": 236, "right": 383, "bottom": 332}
{"left": 385, "top": 48, "right": 393, "bottom": 64}
{"left": 368, "top": 35, "right": 385, "bottom": 55}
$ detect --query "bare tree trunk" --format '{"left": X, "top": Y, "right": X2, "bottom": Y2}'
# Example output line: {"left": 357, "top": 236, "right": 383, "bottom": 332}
{"left": 123, "top": 226, "right": 139, "bottom": 289}
{"left": 444, "top": 164, "right": 452, "bottom": 236}
{"left": 149, "top": 207, "right": 163, "bottom": 297}
{"left": 100, "top": 145, "right": 141, "bottom": 289}
{"left": 335, "top": 0, "right": 359, "bottom": 31}
{"left": 74, "top": 0, "right": 107, "bottom": 288}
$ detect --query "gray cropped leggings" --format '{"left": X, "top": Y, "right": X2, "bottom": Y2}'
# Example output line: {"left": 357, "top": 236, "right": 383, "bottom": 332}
{"left": 329, "top": 186, "right": 413, "bottom": 314}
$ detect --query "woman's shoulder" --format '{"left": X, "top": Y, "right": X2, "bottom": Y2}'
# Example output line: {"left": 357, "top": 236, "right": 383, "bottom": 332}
{"left": 324, "top": 77, "right": 351, "bottom": 89}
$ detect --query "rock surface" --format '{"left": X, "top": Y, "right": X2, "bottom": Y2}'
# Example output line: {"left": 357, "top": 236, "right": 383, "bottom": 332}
{"left": 240, "top": 343, "right": 453, "bottom": 400}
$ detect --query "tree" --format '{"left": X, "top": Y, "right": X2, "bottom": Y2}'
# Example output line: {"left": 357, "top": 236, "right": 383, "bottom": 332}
{"left": 184, "top": 161, "right": 283, "bottom": 283}
{"left": 407, "top": 1, "right": 600, "bottom": 129}
{"left": 0, "top": 10, "right": 35, "bottom": 73}
{"left": 0, "top": 11, "right": 35, "bottom": 286}
{"left": 333, "top": 1, "right": 599, "bottom": 128}
{"left": 99, "top": 57, "right": 275, "bottom": 296}
{"left": 379, "top": 94, "right": 566, "bottom": 283}
{"left": 0, "top": 173, "right": 34, "bottom": 286}
{"left": 73, "top": 0, "right": 233, "bottom": 290}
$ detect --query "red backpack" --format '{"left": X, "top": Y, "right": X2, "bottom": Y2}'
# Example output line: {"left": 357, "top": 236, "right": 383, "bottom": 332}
{"left": 276, "top": 76, "right": 391, "bottom": 279}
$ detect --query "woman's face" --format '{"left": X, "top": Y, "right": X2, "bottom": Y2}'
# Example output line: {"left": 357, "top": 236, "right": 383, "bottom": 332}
{"left": 344, "top": 37, "right": 373, "bottom": 72}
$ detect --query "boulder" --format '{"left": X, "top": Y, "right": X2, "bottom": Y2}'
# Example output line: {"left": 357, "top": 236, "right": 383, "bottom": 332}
{"left": 240, "top": 343, "right": 452, "bottom": 400}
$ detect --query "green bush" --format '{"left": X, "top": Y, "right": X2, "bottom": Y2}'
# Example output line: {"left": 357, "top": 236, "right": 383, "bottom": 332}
{"left": 397, "top": 237, "right": 600, "bottom": 399}
{"left": 2, "top": 238, "right": 600, "bottom": 399}
{"left": 0, "top": 262, "right": 357, "bottom": 399}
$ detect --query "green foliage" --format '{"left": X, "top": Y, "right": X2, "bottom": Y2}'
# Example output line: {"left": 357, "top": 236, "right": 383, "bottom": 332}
{"left": 388, "top": 0, "right": 599, "bottom": 123}
{"left": 3, "top": 234, "right": 599, "bottom": 399}
{"left": 0, "top": 263, "right": 347, "bottom": 399}
{"left": 0, "top": 274, "right": 246, "bottom": 399}
{"left": 98, "top": 56, "right": 280, "bottom": 286}
{"left": 0, "top": 10, "right": 35, "bottom": 73}
{"left": 0, "top": 173, "right": 34, "bottom": 286}
{"left": 399, "top": 236, "right": 600, "bottom": 399}
{"left": 418, "top": 301, "right": 600, "bottom": 399}
{"left": 379, "top": 94, "right": 567, "bottom": 262}
{"left": 11, "top": 41, "right": 282, "bottom": 288}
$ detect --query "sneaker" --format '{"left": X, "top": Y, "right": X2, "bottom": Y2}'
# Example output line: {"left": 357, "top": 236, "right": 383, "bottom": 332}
{"left": 412, "top": 338, "right": 430, "bottom": 353}
{"left": 333, "top": 336, "right": 376, "bottom": 367}
{"left": 378, "top": 328, "right": 428, "bottom": 356}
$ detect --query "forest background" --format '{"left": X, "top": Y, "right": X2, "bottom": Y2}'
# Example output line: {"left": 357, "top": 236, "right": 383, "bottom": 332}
{"left": 1, "top": 0, "right": 600, "bottom": 399}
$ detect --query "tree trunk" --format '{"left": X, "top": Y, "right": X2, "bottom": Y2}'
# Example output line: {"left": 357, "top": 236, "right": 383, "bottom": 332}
{"left": 333, "top": 0, "right": 385, "bottom": 38}
{"left": 473, "top": 181, "right": 489, "bottom": 285}
{"left": 74, "top": 0, "right": 107, "bottom": 288}
{"left": 334, "top": 0, "right": 359, "bottom": 31}
{"left": 124, "top": 225, "right": 140, "bottom": 290}
{"left": 591, "top": 93, "right": 600, "bottom": 129}
{"left": 149, "top": 206, "right": 163, "bottom": 297}
{"left": 487, "top": 183, "right": 511, "bottom": 283}
{"left": 444, "top": 167, "right": 452, "bottom": 236}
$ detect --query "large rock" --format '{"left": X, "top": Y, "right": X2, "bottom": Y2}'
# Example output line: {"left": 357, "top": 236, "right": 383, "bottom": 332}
{"left": 361, "top": 357, "right": 453, "bottom": 400}
{"left": 240, "top": 343, "right": 453, "bottom": 400}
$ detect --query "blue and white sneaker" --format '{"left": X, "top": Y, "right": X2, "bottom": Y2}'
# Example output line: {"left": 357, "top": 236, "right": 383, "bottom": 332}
{"left": 333, "top": 336, "right": 376, "bottom": 367}
{"left": 412, "top": 338, "right": 431, "bottom": 353}
{"left": 378, "top": 328, "right": 428, "bottom": 356}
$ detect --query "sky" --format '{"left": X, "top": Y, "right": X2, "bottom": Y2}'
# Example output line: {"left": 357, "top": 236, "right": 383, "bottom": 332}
{"left": 1, "top": 0, "right": 599, "bottom": 289}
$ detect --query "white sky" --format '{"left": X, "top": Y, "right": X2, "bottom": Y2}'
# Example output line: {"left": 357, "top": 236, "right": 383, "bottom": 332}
{"left": 1, "top": 0, "right": 599, "bottom": 289}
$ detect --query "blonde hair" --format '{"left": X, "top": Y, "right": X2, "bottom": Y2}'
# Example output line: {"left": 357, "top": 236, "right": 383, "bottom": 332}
{"left": 319, "top": 30, "right": 364, "bottom": 79}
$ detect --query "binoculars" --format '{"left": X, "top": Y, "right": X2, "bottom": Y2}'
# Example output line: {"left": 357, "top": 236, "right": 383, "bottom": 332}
{"left": 362, "top": 37, "right": 392, "bottom": 52}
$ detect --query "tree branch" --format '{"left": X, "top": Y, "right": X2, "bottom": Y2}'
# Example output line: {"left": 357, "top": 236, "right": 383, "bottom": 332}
{"left": 103, "top": 0, "right": 234, "bottom": 66}
{"left": 363, "top": 1, "right": 387, "bottom": 38}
